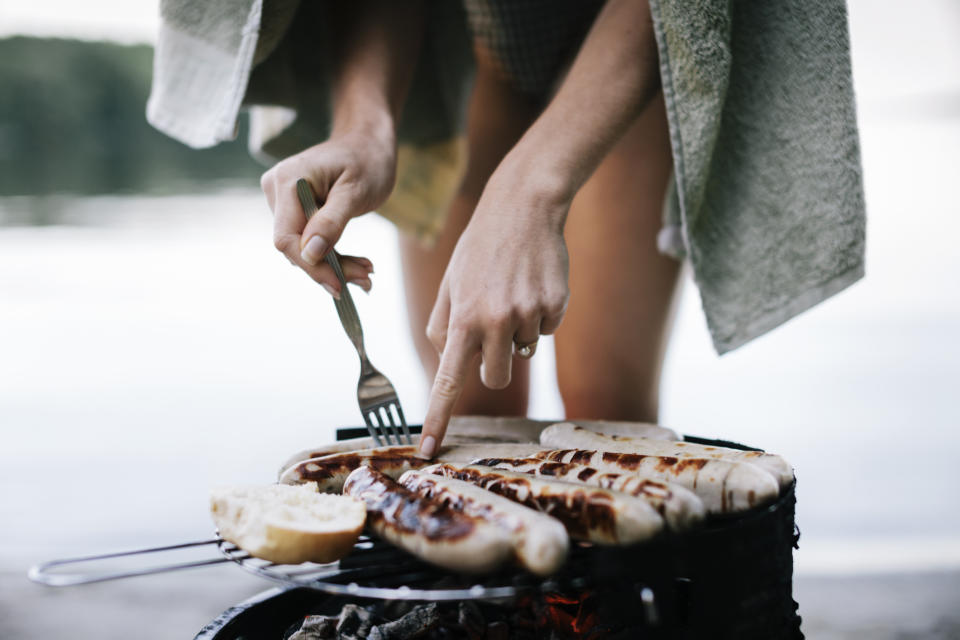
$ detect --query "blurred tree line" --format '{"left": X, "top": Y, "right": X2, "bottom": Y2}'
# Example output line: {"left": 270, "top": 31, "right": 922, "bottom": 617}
{"left": 0, "top": 36, "right": 263, "bottom": 197}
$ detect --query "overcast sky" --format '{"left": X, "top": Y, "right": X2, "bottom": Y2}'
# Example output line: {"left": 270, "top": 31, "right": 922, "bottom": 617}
{"left": 0, "top": 1, "right": 159, "bottom": 44}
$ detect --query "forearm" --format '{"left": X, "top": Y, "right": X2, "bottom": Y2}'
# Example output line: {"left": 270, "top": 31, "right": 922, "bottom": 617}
{"left": 327, "top": 0, "right": 424, "bottom": 139}
{"left": 507, "top": 0, "right": 661, "bottom": 214}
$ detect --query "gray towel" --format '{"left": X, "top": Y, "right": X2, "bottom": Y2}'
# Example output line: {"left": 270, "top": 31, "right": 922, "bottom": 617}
{"left": 651, "top": 0, "right": 866, "bottom": 353}
{"left": 147, "top": 0, "right": 866, "bottom": 355}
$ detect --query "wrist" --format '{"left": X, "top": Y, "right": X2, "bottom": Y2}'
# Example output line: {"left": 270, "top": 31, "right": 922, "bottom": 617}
{"left": 508, "top": 127, "right": 584, "bottom": 199}
{"left": 493, "top": 149, "right": 575, "bottom": 231}
{"left": 330, "top": 94, "right": 397, "bottom": 150}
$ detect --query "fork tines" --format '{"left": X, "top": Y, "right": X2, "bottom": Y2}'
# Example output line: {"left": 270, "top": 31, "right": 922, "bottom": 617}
{"left": 363, "top": 401, "right": 411, "bottom": 447}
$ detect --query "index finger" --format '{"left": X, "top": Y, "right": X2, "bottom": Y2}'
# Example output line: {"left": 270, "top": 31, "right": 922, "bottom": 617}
{"left": 419, "top": 330, "right": 476, "bottom": 458}
{"left": 274, "top": 177, "right": 311, "bottom": 236}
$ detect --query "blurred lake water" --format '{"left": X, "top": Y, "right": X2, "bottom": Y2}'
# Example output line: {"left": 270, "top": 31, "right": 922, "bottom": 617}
{"left": 2, "top": 0, "right": 960, "bottom": 582}
{"left": 2, "top": 107, "right": 959, "bottom": 577}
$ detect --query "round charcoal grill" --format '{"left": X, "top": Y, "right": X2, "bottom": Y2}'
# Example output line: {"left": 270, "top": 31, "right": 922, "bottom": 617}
{"left": 28, "top": 428, "right": 803, "bottom": 637}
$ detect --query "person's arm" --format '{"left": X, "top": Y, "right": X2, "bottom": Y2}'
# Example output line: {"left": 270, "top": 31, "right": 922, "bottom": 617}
{"left": 419, "top": 0, "right": 662, "bottom": 457}
{"left": 261, "top": 0, "right": 424, "bottom": 296}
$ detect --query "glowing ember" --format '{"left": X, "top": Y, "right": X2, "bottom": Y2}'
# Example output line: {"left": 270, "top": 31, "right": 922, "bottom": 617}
{"left": 538, "top": 591, "right": 603, "bottom": 639}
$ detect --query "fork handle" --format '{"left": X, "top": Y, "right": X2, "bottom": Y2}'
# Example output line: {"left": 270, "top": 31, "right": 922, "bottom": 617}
{"left": 296, "top": 179, "right": 370, "bottom": 365}
{"left": 325, "top": 251, "right": 370, "bottom": 364}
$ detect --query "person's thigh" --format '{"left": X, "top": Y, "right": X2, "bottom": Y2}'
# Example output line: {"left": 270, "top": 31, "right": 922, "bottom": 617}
{"left": 555, "top": 92, "right": 682, "bottom": 422}
{"left": 399, "top": 53, "right": 539, "bottom": 416}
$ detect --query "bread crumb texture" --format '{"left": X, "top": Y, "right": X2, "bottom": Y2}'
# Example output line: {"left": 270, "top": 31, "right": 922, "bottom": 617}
{"left": 210, "top": 483, "right": 365, "bottom": 564}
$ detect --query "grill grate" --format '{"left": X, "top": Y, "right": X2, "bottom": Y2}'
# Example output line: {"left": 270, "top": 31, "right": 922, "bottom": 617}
{"left": 217, "top": 534, "right": 596, "bottom": 601}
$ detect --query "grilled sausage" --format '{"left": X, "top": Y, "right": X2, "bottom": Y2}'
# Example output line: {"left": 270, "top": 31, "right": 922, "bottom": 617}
{"left": 472, "top": 457, "right": 705, "bottom": 531}
{"left": 540, "top": 423, "right": 794, "bottom": 488}
{"left": 533, "top": 449, "right": 778, "bottom": 514}
{"left": 570, "top": 419, "right": 680, "bottom": 441}
{"left": 280, "top": 444, "right": 550, "bottom": 490}
{"left": 436, "top": 443, "right": 551, "bottom": 463}
{"left": 447, "top": 416, "right": 679, "bottom": 443}
{"left": 277, "top": 420, "right": 680, "bottom": 479}
{"left": 343, "top": 466, "right": 513, "bottom": 574}
{"left": 277, "top": 436, "right": 409, "bottom": 478}
{"left": 280, "top": 446, "right": 429, "bottom": 492}
{"left": 277, "top": 435, "right": 514, "bottom": 478}
{"left": 279, "top": 435, "right": 553, "bottom": 479}
{"left": 399, "top": 470, "right": 569, "bottom": 575}
{"left": 422, "top": 463, "right": 664, "bottom": 545}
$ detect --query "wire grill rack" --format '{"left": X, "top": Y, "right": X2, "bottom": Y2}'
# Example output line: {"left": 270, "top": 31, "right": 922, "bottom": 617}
{"left": 217, "top": 534, "right": 590, "bottom": 601}
{"left": 29, "top": 532, "right": 596, "bottom": 601}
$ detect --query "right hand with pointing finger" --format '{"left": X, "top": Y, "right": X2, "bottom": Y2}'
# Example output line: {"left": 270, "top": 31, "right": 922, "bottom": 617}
{"left": 417, "top": 158, "right": 572, "bottom": 459}
{"left": 260, "top": 128, "right": 398, "bottom": 298}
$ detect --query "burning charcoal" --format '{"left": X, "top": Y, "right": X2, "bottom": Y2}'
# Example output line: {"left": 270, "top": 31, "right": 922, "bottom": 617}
{"left": 367, "top": 603, "right": 439, "bottom": 640}
{"left": 380, "top": 599, "right": 418, "bottom": 621}
{"left": 287, "top": 615, "right": 339, "bottom": 640}
{"left": 433, "top": 606, "right": 465, "bottom": 640}
{"left": 486, "top": 621, "right": 509, "bottom": 640}
{"left": 510, "top": 609, "right": 536, "bottom": 632}
{"left": 457, "top": 601, "right": 485, "bottom": 640}
{"left": 336, "top": 604, "right": 375, "bottom": 640}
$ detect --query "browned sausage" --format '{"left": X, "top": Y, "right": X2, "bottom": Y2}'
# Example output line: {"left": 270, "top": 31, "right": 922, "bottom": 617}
{"left": 533, "top": 449, "right": 779, "bottom": 514}
{"left": 343, "top": 466, "right": 513, "bottom": 574}
{"left": 472, "top": 457, "right": 705, "bottom": 531}
{"left": 540, "top": 423, "right": 793, "bottom": 488}
{"left": 422, "top": 463, "right": 664, "bottom": 545}
{"left": 279, "top": 443, "right": 549, "bottom": 488}
{"left": 399, "top": 470, "right": 569, "bottom": 575}
{"left": 280, "top": 446, "right": 429, "bottom": 492}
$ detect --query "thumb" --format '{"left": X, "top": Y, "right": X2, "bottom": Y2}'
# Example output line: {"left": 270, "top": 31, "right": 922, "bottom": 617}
{"left": 299, "top": 184, "right": 365, "bottom": 266}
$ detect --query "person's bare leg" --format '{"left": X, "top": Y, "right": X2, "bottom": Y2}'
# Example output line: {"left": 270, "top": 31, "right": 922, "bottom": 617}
{"left": 400, "top": 56, "right": 539, "bottom": 416}
{"left": 555, "top": 92, "right": 681, "bottom": 422}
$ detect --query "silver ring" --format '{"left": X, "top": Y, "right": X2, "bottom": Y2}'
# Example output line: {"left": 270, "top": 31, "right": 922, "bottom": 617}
{"left": 514, "top": 340, "right": 537, "bottom": 359}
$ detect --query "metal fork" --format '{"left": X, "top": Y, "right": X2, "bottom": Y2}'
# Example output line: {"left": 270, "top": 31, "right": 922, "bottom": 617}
{"left": 296, "top": 179, "right": 412, "bottom": 447}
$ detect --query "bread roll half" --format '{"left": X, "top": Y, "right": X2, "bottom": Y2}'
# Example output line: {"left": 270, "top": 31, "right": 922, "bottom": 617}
{"left": 210, "top": 483, "right": 365, "bottom": 564}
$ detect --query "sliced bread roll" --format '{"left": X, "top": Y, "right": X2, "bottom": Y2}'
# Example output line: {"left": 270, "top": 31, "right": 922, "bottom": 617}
{"left": 210, "top": 483, "right": 365, "bottom": 565}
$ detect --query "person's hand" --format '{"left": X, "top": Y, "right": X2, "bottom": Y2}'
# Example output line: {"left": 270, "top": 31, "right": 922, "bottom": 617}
{"left": 260, "top": 129, "right": 397, "bottom": 297}
{"left": 419, "top": 163, "right": 571, "bottom": 457}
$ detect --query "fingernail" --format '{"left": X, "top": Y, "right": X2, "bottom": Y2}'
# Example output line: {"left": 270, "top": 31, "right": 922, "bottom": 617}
{"left": 350, "top": 277, "right": 372, "bottom": 293}
{"left": 418, "top": 435, "right": 437, "bottom": 459}
{"left": 301, "top": 235, "right": 328, "bottom": 265}
{"left": 321, "top": 283, "right": 340, "bottom": 300}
